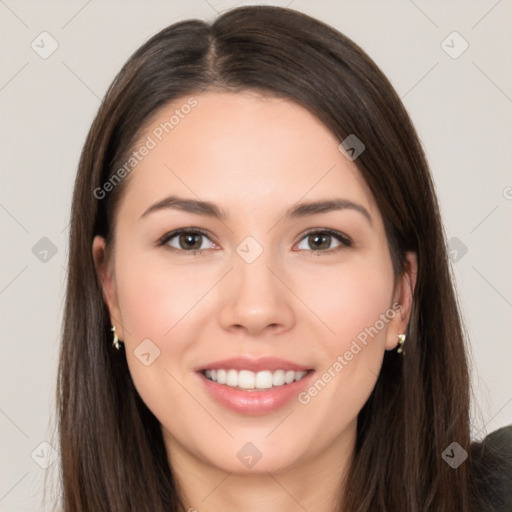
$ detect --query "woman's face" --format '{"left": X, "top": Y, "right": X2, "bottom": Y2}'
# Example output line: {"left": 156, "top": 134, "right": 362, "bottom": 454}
{"left": 94, "top": 91, "right": 415, "bottom": 476}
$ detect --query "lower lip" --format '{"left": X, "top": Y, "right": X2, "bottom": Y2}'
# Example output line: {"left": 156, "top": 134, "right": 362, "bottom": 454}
{"left": 197, "top": 371, "right": 315, "bottom": 415}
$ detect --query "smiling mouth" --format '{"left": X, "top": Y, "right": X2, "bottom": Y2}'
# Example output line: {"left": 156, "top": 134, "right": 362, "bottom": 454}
{"left": 200, "top": 368, "right": 313, "bottom": 391}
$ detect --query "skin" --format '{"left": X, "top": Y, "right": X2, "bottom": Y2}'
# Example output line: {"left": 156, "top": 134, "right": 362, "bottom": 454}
{"left": 93, "top": 91, "right": 417, "bottom": 512}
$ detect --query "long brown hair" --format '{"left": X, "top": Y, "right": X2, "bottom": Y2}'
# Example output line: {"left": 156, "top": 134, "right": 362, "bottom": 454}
{"left": 57, "top": 5, "right": 474, "bottom": 511}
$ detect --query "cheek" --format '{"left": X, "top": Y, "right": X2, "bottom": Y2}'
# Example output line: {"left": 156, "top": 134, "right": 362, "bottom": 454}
{"left": 113, "top": 254, "right": 221, "bottom": 401}
{"left": 114, "top": 256, "right": 207, "bottom": 418}
{"left": 293, "top": 274, "right": 392, "bottom": 432}
{"left": 311, "top": 259, "right": 395, "bottom": 406}
{"left": 115, "top": 255, "right": 216, "bottom": 341}
{"left": 294, "top": 254, "right": 394, "bottom": 407}
{"left": 296, "top": 255, "right": 395, "bottom": 349}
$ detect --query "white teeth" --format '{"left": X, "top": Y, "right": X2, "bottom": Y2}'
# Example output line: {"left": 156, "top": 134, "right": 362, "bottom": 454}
{"left": 272, "top": 369, "right": 286, "bottom": 386}
{"left": 285, "top": 370, "right": 295, "bottom": 384}
{"left": 238, "top": 370, "right": 255, "bottom": 389}
{"left": 216, "top": 369, "right": 226, "bottom": 384}
{"left": 255, "top": 370, "right": 273, "bottom": 389}
{"left": 295, "top": 371, "right": 307, "bottom": 381}
{"left": 226, "top": 369, "right": 238, "bottom": 387}
{"left": 203, "top": 368, "right": 308, "bottom": 389}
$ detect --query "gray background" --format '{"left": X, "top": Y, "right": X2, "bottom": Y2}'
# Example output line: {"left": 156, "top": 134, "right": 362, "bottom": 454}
{"left": 1, "top": 1, "right": 511, "bottom": 510}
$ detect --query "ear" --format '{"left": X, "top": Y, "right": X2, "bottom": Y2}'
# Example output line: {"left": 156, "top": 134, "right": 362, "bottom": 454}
{"left": 92, "top": 235, "right": 125, "bottom": 340}
{"left": 385, "top": 251, "right": 418, "bottom": 350}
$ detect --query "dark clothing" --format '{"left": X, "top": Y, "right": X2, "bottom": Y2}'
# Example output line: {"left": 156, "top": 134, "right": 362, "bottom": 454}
{"left": 470, "top": 425, "right": 512, "bottom": 511}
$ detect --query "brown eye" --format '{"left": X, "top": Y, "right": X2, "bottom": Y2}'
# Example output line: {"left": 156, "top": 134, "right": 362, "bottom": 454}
{"left": 160, "top": 229, "right": 216, "bottom": 254}
{"left": 177, "top": 232, "right": 203, "bottom": 250}
{"left": 306, "top": 233, "right": 331, "bottom": 250}
{"left": 296, "top": 229, "right": 352, "bottom": 253}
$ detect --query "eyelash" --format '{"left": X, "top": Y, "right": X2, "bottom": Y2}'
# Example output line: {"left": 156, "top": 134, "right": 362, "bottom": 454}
{"left": 157, "top": 227, "right": 352, "bottom": 256}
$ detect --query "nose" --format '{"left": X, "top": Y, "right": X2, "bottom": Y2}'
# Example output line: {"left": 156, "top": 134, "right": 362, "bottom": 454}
{"left": 218, "top": 251, "right": 296, "bottom": 337}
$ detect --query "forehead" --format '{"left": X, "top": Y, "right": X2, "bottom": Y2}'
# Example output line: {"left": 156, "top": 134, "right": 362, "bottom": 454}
{"left": 117, "top": 91, "right": 378, "bottom": 220}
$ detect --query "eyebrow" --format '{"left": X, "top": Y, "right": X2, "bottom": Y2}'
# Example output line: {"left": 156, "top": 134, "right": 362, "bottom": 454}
{"left": 140, "top": 195, "right": 372, "bottom": 226}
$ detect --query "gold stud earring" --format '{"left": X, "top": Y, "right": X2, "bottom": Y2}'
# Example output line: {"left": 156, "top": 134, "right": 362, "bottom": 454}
{"left": 111, "top": 325, "right": 121, "bottom": 350}
{"left": 397, "top": 334, "right": 406, "bottom": 355}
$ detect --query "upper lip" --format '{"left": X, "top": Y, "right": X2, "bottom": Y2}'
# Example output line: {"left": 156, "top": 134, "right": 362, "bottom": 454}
{"left": 195, "top": 356, "right": 313, "bottom": 373}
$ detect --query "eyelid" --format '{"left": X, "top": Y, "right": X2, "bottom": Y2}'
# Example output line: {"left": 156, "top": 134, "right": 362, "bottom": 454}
{"left": 157, "top": 227, "right": 352, "bottom": 254}
{"left": 295, "top": 228, "right": 352, "bottom": 254}
{"left": 157, "top": 227, "right": 216, "bottom": 252}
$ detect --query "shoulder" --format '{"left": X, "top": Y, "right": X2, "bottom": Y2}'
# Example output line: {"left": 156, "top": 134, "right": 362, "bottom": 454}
{"left": 469, "top": 425, "right": 512, "bottom": 512}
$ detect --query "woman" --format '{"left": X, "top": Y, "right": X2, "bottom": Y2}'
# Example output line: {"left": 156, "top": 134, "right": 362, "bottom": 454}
{"left": 56, "top": 5, "right": 511, "bottom": 511}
